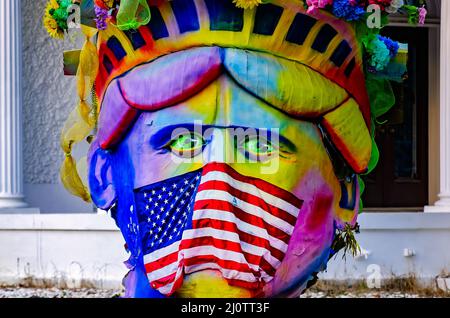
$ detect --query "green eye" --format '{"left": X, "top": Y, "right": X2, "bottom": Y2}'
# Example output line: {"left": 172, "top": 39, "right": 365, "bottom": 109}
{"left": 239, "top": 136, "right": 278, "bottom": 162}
{"left": 168, "top": 132, "right": 205, "bottom": 156}
{"left": 245, "top": 138, "right": 275, "bottom": 155}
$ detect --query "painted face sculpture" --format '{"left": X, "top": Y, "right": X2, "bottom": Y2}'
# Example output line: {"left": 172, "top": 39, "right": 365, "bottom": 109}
{"left": 85, "top": 0, "right": 373, "bottom": 298}
{"left": 42, "top": 0, "right": 409, "bottom": 298}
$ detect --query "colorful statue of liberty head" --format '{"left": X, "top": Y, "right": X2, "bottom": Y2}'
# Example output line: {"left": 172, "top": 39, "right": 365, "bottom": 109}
{"left": 44, "top": 0, "right": 426, "bottom": 298}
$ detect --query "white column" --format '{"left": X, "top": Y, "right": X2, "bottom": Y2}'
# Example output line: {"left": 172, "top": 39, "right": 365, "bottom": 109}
{"left": 426, "top": 0, "right": 450, "bottom": 213}
{"left": 0, "top": 0, "right": 27, "bottom": 209}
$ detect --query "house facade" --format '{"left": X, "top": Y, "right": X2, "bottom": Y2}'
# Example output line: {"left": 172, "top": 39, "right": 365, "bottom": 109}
{"left": 1, "top": 0, "right": 450, "bottom": 289}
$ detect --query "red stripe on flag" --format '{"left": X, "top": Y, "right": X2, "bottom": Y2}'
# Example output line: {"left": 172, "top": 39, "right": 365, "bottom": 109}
{"left": 182, "top": 254, "right": 258, "bottom": 277}
{"left": 193, "top": 199, "right": 292, "bottom": 244}
{"left": 148, "top": 272, "right": 177, "bottom": 289}
{"left": 145, "top": 249, "right": 178, "bottom": 273}
{"left": 225, "top": 277, "right": 265, "bottom": 292}
{"left": 198, "top": 180, "right": 298, "bottom": 225}
{"left": 202, "top": 163, "right": 303, "bottom": 208}
{"left": 150, "top": 256, "right": 263, "bottom": 294}
{"left": 180, "top": 235, "right": 277, "bottom": 277}
{"left": 191, "top": 218, "right": 285, "bottom": 262}
{"left": 181, "top": 237, "right": 273, "bottom": 274}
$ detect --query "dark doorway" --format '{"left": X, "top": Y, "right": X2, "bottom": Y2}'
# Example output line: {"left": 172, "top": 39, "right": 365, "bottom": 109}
{"left": 362, "top": 26, "right": 429, "bottom": 208}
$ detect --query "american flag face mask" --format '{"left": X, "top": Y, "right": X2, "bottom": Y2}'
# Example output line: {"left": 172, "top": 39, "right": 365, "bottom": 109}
{"left": 134, "top": 162, "right": 303, "bottom": 296}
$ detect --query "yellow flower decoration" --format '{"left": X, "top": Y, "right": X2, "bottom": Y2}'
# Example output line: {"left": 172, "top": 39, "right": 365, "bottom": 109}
{"left": 43, "top": 14, "right": 64, "bottom": 39}
{"left": 46, "top": 0, "right": 59, "bottom": 11}
{"left": 233, "top": 0, "right": 264, "bottom": 9}
{"left": 43, "top": 0, "right": 64, "bottom": 39}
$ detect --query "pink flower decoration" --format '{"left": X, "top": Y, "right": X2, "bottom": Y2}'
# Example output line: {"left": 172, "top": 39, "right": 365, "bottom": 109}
{"left": 418, "top": 5, "right": 427, "bottom": 25}
{"left": 306, "top": 0, "right": 333, "bottom": 15}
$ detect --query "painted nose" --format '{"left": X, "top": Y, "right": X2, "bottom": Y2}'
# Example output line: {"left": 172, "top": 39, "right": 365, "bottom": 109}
{"left": 202, "top": 128, "right": 234, "bottom": 165}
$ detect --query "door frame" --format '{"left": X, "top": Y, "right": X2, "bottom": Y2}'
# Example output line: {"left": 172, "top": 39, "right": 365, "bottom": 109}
{"left": 361, "top": 20, "right": 440, "bottom": 212}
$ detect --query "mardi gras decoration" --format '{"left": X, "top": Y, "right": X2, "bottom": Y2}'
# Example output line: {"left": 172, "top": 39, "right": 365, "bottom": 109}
{"left": 43, "top": 0, "right": 426, "bottom": 298}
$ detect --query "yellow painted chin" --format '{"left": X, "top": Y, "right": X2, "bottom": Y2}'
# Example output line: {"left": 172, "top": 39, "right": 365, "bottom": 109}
{"left": 174, "top": 270, "right": 252, "bottom": 298}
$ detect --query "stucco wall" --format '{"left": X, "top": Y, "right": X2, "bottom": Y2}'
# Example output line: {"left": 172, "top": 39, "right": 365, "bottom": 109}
{"left": 21, "top": 0, "right": 91, "bottom": 212}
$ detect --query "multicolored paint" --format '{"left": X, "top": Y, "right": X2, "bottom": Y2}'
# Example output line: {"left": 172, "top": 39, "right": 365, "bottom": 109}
{"left": 42, "top": 0, "right": 420, "bottom": 298}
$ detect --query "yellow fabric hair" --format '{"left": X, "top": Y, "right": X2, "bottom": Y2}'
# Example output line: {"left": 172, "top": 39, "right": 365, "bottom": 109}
{"left": 60, "top": 26, "right": 99, "bottom": 202}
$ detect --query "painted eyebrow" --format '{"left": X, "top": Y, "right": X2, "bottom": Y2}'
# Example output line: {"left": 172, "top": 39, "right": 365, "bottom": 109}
{"left": 149, "top": 124, "right": 297, "bottom": 152}
{"left": 149, "top": 124, "right": 200, "bottom": 150}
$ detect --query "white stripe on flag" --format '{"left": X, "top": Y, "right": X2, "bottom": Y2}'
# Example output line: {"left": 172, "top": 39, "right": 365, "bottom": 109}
{"left": 176, "top": 242, "right": 260, "bottom": 272}
{"left": 182, "top": 227, "right": 281, "bottom": 270}
{"left": 150, "top": 260, "right": 260, "bottom": 295}
{"left": 144, "top": 240, "right": 180, "bottom": 264}
{"left": 146, "top": 227, "right": 278, "bottom": 282}
{"left": 147, "top": 259, "right": 179, "bottom": 282}
{"left": 201, "top": 170, "right": 300, "bottom": 216}
{"left": 152, "top": 278, "right": 176, "bottom": 296}
{"left": 193, "top": 209, "right": 289, "bottom": 252}
{"left": 195, "top": 190, "right": 294, "bottom": 233}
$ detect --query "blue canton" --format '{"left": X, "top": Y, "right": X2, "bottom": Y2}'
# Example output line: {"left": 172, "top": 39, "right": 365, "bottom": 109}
{"left": 134, "top": 169, "right": 202, "bottom": 255}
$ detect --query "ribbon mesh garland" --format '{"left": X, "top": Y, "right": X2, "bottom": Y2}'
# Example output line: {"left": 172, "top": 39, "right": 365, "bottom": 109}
{"left": 60, "top": 26, "right": 99, "bottom": 202}
{"left": 116, "top": 0, "right": 151, "bottom": 31}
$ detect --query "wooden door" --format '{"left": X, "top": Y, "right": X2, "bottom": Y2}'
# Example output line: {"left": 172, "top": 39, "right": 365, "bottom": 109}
{"left": 362, "top": 26, "right": 429, "bottom": 208}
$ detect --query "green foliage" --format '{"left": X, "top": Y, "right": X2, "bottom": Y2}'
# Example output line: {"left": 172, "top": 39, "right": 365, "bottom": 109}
{"left": 402, "top": 5, "right": 420, "bottom": 24}
{"left": 331, "top": 223, "right": 361, "bottom": 259}
{"left": 49, "top": 0, "right": 72, "bottom": 32}
{"left": 367, "top": 75, "right": 396, "bottom": 118}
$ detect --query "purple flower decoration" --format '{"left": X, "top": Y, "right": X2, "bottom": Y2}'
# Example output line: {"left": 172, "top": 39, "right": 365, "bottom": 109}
{"left": 94, "top": 5, "right": 109, "bottom": 31}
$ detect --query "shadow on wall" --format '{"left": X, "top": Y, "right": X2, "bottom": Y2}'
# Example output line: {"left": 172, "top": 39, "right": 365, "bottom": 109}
{"left": 24, "top": 184, "right": 94, "bottom": 213}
